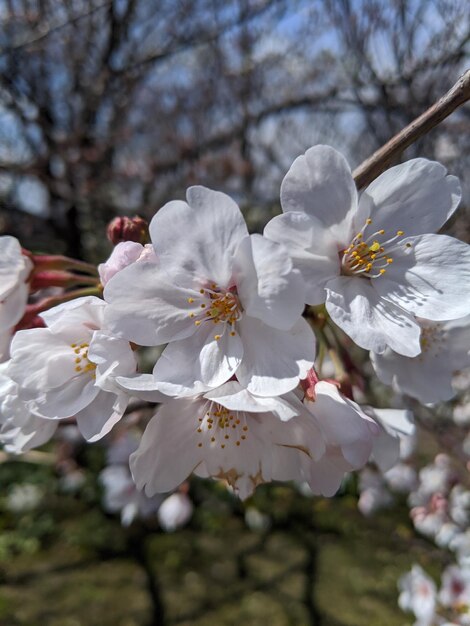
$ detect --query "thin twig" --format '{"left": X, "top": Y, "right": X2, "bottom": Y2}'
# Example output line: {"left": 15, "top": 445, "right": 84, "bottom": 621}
{"left": 353, "top": 69, "right": 470, "bottom": 188}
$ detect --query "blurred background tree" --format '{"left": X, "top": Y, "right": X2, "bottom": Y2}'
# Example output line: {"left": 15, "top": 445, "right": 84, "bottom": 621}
{"left": 0, "top": 0, "right": 469, "bottom": 260}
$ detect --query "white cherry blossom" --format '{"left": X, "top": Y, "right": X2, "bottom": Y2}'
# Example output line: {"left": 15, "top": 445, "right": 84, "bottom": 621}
{"left": 157, "top": 493, "right": 194, "bottom": 532}
{"left": 398, "top": 564, "right": 437, "bottom": 626}
{"left": 104, "top": 186, "right": 314, "bottom": 397}
{"left": 6, "top": 297, "right": 137, "bottom": 442}
{"left": 130, "top": 380, "right": 378, "bottom": 500}
{"left": 371, "top": 316, "right": 470, "bottom": 404}
{"left": 265, "top": 145, "right": 469, "bottom": 356}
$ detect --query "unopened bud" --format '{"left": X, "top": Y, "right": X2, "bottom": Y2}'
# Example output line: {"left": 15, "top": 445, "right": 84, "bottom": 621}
{"left": 106, "top": 216, "right": 149, "bottom": 245}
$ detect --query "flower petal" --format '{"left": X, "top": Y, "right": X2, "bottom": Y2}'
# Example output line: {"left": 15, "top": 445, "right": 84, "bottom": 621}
{"left": 104, "top": 262, "right": 199, "bottom": 345}
{"left": 130, "top": 399, "right": 203, "bottom": 495}
{"left": 325, "top": 276, "right": 421, "bottom": 356}
{"left": 152, "top": 321, "right": 243, "bottom": 395}
{"left": 75, "top": 390, "right": 128, "bottom": 442}
{"left": 36, "top": 376, "right": 99, "bottom": 418}
{"left": 236, "top": 316, "right": 316, "bottom": 396}
{"left": 280, "top": 145, "right": 357, "bottom": 244}
{"left": 204, "top": 381, "right": 304, "bottom": 421}
{"left": 233, "top": 234, "right": 305, "bottom": 330}
{"left": 149, "top": 186, "right": 248, "bottom": 286}
{"left": 356, "top": 159, "right": 461, "bottom": 236}
{"left": 374, "top": 234, "right": 470, "bottom": 322}
{"left": 264, "top": 212, "right": 340, "bottom": 305}
{"left": 0, "top": 281, "right": 28, "bottom": 332}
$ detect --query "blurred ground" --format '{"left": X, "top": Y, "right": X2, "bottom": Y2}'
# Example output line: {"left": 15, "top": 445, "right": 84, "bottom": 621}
{"left": 0, "top": 458, "right": 439, "bottom": 626}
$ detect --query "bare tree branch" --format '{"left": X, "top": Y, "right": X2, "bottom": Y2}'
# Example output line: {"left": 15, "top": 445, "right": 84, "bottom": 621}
{"left": 353, "top": 69, "right": 470, "bottom": 188}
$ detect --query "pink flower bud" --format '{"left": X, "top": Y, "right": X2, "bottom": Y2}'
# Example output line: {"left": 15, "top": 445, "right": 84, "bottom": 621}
{"left": 106, "top": 216, "right": 149, "bottom": 245}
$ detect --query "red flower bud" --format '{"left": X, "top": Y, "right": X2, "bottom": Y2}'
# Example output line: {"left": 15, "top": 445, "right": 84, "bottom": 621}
{"left": 106, "top": 216, "right": 149, "bottom": 245}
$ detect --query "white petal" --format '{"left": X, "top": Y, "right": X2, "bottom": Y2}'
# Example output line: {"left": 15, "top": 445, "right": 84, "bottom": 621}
{"left": 280, "top": 145, "right": 357, "bottom": 244}
{"left": 356, "top": 159, "right": 461, "bottom": 236}
{"left": 130, "top": 399, "right": 204, "bottom": 495}
{"left": 204, "top": 382, "right": 303, "bottom": 421}
{"left": 36, "top": 376, "right": 99, "bottom": 418}
{"left": 233, "top": 234, "right": 305, "bottom": 330}
{"left": 310, "top": 381, "right": 378, "bottom": 448}
{"left": 236, "top": 316, "right": 316, "bottom": 396}
{"left": 104, "top": 262, "right": 199, "bottom": 345}
{"left": 374, "top": 234, "right": 470, "bottom": 321}
{"left": 8, "top": 329, "right": 81, "bottom": 389}
{"left": 325, "top": 276, "right": 421, "bottom": 356}
{"left": 152, "top": 321, "right": 243, "bottom": 395}
{"left": 305, "top": 452, "right": 349, "bottom": 497}
{"left": 87, "top": 333, "right": 137, "bottom": 393}
{"left": 114, "top": 373, "right": 170, "bottom": 403}
{"left": 371, "top": 343, "right": 462, "bottom": 404}
{"left": 0, "top": 236, "right": 31, "bottom": 297}
{"left": 75, "top": 390, "right": 128, "bottom": 442}
{"left": 41, "top": 296, "right": 105, "bottom": 333}
{"left": 264, "top": 212, "right": 340, "bottom": 305}
{"left": 0, "top": 282, "right": 28, "bottom": 332}
{"left": 149, "top": 186, "right": 248, "bottom": 286}
{"left": 371, "top": 408, "right": 415, "bottom": 437}
{"left": 1, "top": 414, "right": 58, "bottom": 453}
{"left": 371, "top": 429, "right": 400, "bottom": 473}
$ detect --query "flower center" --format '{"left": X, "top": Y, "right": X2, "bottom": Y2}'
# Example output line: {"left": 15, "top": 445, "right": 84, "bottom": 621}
{"left": 195, "top": 402, "right": 249, "bottom": 449}
{"left": 70, "top": 342, "right": 96, "bottom": 377}
{"left": 186, "top": 283, "right": 242, "bottom": 341}
{"left": 341, "top": 218, "right": 410, "bottom": 278}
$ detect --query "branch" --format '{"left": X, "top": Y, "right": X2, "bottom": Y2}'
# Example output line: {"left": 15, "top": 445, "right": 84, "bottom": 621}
{"left": 353, "top": 69, "right": 470, "bottom": 188}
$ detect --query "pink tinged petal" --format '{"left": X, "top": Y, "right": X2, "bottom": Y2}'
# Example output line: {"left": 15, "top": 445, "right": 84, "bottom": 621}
{"left": 325, "top": 276, "right": 421, "bottom": 356}
{"left": 104, "top": 262, "right": 199, "bottom": 345}
{"left": 280, "top": 145, "right": 357, "bottom": 245}
{"left": 236, "top": 316, "right": 316, "bottom": 396}
{"left": 152, "top": 321, "right": 243, "bottom": 396}
{"left": 98, "top": 241, "right": 144, "bottom": 286}
{"left": 130, "top": 399, "right": 204, "bottom": 495}
{"left": 264, "top": 212, "right": 340, "bottom": 305}
{"left": 149, "top": 186, "right": 248, "bottom": 286}
{"left": 374, "top": 234, "right": 470, "bottom": 322}
{"left": 36, "top": 377, "right": 99, "bottom": 418}
{"left": 233, "top": 234, "right": 305, "bottom": 331}
{"left": 75, "top": 390, "right": 128, "bottom": 442}
{"left": 356, "top": 158, "right": 461, "bottom": 237}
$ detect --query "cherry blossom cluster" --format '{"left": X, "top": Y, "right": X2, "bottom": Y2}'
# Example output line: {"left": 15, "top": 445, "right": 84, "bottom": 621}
{"left": 399, "top": 563, "right": 470, "bottom": 626}
{"left": 1, "top": 144, "right": 470, "bottom": 503}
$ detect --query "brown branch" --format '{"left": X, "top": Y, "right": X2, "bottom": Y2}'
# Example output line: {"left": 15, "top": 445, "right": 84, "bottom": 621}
{"left": 353, "top": 68, "right": 470, "bottom": 188}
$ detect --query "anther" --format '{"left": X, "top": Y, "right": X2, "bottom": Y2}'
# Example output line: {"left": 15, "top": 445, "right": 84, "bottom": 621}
{"left": 187, "top": 297, "right": 194, "bottom": 304}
